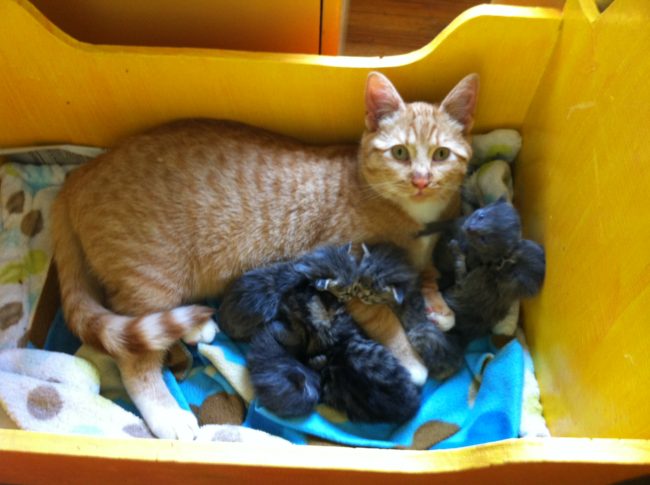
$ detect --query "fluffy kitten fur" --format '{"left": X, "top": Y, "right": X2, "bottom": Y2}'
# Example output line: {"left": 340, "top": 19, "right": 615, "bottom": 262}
{"left": 425, "top": 199, "right": 546, "bottom": 346}
{"left": 52, "top": 72, "right": 478, "bottom": 439}
{"left": 218, "top": 244, "right": 358, "bottom": 340}
{"left": 246, "top": 283, "right": 421, "bottom": 422}
{"left": 354, "top": 244, "right": 464, "bottom": 379}
{"left": 221, "top": 243, "right": 433, "bottom": 421}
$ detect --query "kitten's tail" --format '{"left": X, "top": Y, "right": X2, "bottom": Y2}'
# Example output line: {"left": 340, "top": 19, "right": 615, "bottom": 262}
{"left": 52, "top": 195, "right": 214, "bottom": 357}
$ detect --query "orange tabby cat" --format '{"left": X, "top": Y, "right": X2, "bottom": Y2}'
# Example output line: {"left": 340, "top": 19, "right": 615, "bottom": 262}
{"left": 52, "top": 72, "right": 478, "bottom": 439}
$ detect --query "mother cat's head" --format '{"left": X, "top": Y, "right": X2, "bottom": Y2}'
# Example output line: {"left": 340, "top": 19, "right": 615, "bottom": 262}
{"left": 360, "top": 72, "right": 479, "bottom": 221}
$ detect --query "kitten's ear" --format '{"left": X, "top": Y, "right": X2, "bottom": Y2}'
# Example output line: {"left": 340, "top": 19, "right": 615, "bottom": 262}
{"left": 441, "top": 73, "right": 480, "bottom": 134}
{"left": 361, "top": 243, "right": 371, "bottom": 258}
{"left": 315, "top": 279, "right": 331, "bottom": 291}
{"left": 390, "top": 286, "right": 405, "bottom": 305}
{"left": 365, "top": 72, "right": 405, "bottom": 131}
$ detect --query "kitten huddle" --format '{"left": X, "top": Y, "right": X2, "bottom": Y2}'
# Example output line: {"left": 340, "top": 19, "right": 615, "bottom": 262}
{"left": 219, "top": 243, "right": 425, "bottom": 422}
{"left": 222, "top": 200, "right": 545, "bottom": 422}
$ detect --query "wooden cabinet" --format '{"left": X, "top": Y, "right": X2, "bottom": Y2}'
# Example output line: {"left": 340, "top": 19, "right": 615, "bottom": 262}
{"left": 29, "top": 0, "right": 348, "bottom": 54}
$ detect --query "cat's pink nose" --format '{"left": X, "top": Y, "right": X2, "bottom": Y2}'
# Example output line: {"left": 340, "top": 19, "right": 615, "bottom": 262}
{"left": 411, "top": 176, "right": 430, "bottom": 190}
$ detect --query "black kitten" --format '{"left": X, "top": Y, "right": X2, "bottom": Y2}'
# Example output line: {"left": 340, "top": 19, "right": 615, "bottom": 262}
{"left": 246, "top": 319, "right": 323, "bottom": 417}
{"left": 354, "top": 243, "right": 464, "bottom": 380}
{"left": 424, "top": 199, "right": 545, "bottom": 346}
{"left": 219, "top": 244, "right": 421, "bottom": 422}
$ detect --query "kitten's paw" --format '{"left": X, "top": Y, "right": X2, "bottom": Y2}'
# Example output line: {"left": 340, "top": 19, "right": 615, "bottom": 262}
{"left": 427, "top": 310, "right": 455, "bottom": 332}
{"left": 308, "top": 354, "right": 327, "bottom": 371}
{"left": 146, "top": 407, "right": 200, "bottom": 440}
{"left": 182, "top": 319, "right": 218, "bottom": 345}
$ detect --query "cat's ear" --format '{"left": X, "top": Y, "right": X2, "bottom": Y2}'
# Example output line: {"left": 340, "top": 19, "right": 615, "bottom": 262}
{"left": 441, "top": 73, "right": 479, "bottom": 134}
{"left": 365, "top": 72, "right": 405, "bottom": 131}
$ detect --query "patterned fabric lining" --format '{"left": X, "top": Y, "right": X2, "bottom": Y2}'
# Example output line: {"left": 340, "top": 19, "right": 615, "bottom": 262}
{"left": 0, "top": 160, "right": 77, "bottom": 349}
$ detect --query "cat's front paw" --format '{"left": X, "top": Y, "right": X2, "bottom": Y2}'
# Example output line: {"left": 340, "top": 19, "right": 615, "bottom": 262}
{"left": 422, "top": 289, "right": 455, "bottom": 331}
{"left": 405, "top": 359, "right": 429, "bottom": 387}
{"left": 407, "top": 323, "right": 463, "bottom": 380}
{"left": 145, "top": 407, "right": 200, "bottom": 440}
{"left": 421, "top": 272, "right": 455, "bottom": 331}
{"left": 182, "top": 319, "right": 218, "bottom": 345}
{"left": 426, "top": 309, "right": 455, "bottom": 332}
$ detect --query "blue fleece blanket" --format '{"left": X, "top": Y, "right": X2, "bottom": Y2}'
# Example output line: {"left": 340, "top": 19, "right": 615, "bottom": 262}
{"left": 45, "top": 308, "right": 524, "bottom": 449}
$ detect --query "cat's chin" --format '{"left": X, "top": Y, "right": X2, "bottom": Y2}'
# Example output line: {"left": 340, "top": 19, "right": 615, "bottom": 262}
{"left": 397, "top": 194, "right": 449, "bottom": 225}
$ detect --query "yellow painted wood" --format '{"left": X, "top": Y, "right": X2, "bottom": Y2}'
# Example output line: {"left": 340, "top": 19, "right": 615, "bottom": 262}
{"left": 493, "top": 0, "right": 565, "bottom": 8}
{"left": 517, "top": 0, "right": 650, "bottom": 438}
{"left": 0, "top": 0, "right": 560, "bottom": 149}
{"left": 28, "top": 0, "right": 323, "bottom": 54}
{"left": 1, "top": 430, "right": 649, "bottom": 484}
{"left": 5, "top": 0, "right": 650, "bottom": 480}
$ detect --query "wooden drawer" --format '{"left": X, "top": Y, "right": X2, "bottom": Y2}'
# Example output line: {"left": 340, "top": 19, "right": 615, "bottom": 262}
{"left": 28, "top": 0, "right": 348, "bottom": 55}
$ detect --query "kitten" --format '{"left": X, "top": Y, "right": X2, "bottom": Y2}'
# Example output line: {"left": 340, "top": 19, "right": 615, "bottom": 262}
{"left": 248, "top": 286, "right": 421, "bottom": 422}
{"left": 246, "top": 316, "right": 324, "bottom": 418}
{"left": 52, "top": 72, "right": 478, "bottom": 438}
{"left": 424, "top": 199, "right": 545, "bottom": 346}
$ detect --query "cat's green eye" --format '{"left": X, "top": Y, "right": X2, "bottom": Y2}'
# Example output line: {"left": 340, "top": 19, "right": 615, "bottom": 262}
{"left": 433, "top": 147, "right": 451, "bottom": 161}
{"left": 390, "top": 145, "right": 410, "bottom": 162}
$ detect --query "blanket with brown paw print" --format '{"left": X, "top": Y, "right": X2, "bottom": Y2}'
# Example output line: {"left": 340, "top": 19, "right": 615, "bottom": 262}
{"left": 0, "top": 347, "right": 291, "bottom": 445}
{"left": 0, "top": 348, "right": 153, "bottom": 438}
{"left": 0, "top": 161, "right": 78, "bottom": 349}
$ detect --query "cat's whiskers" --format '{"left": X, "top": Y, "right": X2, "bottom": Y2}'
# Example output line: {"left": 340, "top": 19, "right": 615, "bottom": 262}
{"left": 357, "top": 181, "right": 402, "bottom": 202}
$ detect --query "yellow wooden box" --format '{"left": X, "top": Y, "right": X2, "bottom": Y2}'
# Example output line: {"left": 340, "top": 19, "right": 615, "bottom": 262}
{"left": 1, "top": 0, "right": 649, "bottom": 483}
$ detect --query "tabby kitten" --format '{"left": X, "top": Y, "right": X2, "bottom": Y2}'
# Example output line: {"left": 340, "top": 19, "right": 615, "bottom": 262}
{"left": 52, "top": 72, "right": 478, "bottom": 439}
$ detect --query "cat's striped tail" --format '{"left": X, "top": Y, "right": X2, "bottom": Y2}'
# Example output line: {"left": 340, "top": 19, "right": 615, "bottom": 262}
{"left": 51, "top": 195, "right": 214, "bottom": 357}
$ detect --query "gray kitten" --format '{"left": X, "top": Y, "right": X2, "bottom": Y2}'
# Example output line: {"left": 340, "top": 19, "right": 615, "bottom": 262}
{"left": 423, "top": 198, "right": 546, "bottom": 346}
